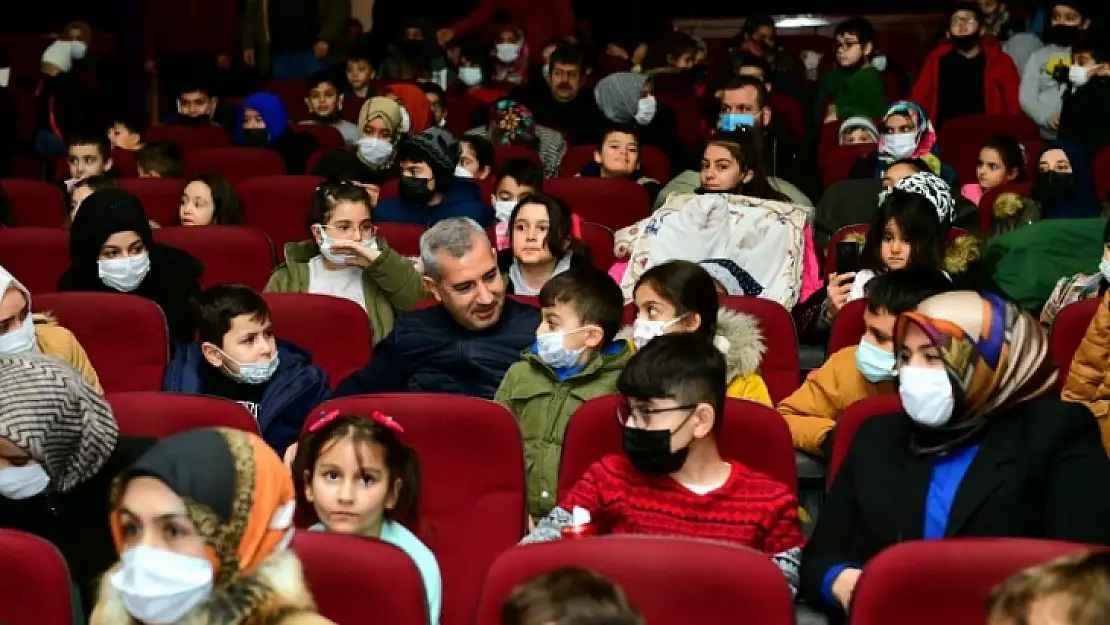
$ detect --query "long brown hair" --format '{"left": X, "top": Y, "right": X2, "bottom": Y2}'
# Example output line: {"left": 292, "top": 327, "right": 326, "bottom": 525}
{"left": 705, "top": 130, "right": 788, "bottom": 201}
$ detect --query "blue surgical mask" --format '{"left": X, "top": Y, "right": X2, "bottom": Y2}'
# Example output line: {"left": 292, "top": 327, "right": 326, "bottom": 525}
{"left": 459, "top": 66, "right": 483, "bottom": 87}
{"left": 855, "top": 339, "right": 896, "bottom": 383}
{"left": 0, "top": 313, "right": 36, "bottom": 356}
{"left": 219, "top": 349, "right": 280, "bottom": 385}
{"left": 535, "top": 328, "right": 587, "bottom": 369}
{"left": 719, "top": 113, "right": 756, "bottom": 132}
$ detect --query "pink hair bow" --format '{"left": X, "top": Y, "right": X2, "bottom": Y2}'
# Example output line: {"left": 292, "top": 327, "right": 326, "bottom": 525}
{"left": 307, "top": 409, "right": 404, "bottom": 434}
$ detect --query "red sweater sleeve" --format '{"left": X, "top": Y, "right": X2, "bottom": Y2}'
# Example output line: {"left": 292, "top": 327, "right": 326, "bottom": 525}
{"left": 760, "top": 487, "right": 807, "bottom": 554}
{"left": 558, "top": 457, "right": 613, "bottom": 524}
{"left": 450, "top": 0, "right": 499, "bottom": 38}
{"left": 996, "top": 55, "right": 1021, "bottom": 114}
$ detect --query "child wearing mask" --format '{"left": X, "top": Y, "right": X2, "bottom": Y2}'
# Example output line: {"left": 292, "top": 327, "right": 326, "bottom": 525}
{"left": 961, "top": 136, "right": 1025, "bottom": 206}
{"left": 301, "top": 71, "right": 359, "bottom": 146}
{"left": 499, "top": 194, "right": 589, "bottom": 296}
{"left": 1041, "top": 219, "right": 1110, "bottom": 330}
{"left": 294, "top": 412, "right": 441, "bottom": 624}
{"left": 1020, "top": 1, "right": 1093, "bottom": 140}
{"left": 495, "top": 267, "right": 631, "bottom": 519}
{"left": 163, "top": 284, "right": 329, "bottom": 453}
{"left": 265, "top": 181, "right": 426, "bottom": 343}
{"left": 176, "top": 174, "right": 245, "bottom": 226}
{"left": 619, "top": 260, "right": 770, "bottom": 405}
{"left": 500, "top": 568, "right": 644, "bottom": 625}
{"left": 453, "top": 37, "right": 509, "bottom": 105}
{"left": 492, "top": 27, "right": 529, "bottom": 85}
{"left": 235, "top": 92, "right": 319, "bottom": 175}
{"left": 1058, "top": 34, "right": 1110, "bottom": 156}
{"left": 311, "top": 97, "right": 402, "bottom": 186}
{"left": 521, "top": 333, "right": 805, "bottom": 598}
{"left": 492, "top": 158, "right": 544, "bottom": 249}
{"left": 578, "top": 124, "right": 662, "bottom": 204}
{"left": 457, "top": 134, "right": 493, "bottom": 180}
{"left": 0, "top": 264, "right": 102, "bottom": 392}
{"left": 815, "top": 17, "right": 887, "bottom": 123}
{"left": 778, "top": 267, "right": 953, "bottom": 455}
{"left": 374, "top": 128, "right": 491, "bottom": 227}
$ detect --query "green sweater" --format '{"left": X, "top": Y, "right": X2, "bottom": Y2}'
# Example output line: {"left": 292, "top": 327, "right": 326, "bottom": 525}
{"left": 494, "top": 342, "right": 632, "bottom": 519}
{"left": 814, "top": 66, "right": 888, "bottom": 124}
{"left": 264, "top": 238, "right": 427, "bottom": 343}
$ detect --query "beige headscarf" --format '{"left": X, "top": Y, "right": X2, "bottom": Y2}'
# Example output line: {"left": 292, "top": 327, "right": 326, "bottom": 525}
{"left": 358, "top": 97, "right": 403, "bottom": 139}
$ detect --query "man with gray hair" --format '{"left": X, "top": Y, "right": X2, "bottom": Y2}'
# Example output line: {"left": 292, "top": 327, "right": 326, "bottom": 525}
{"left": 335, "top": 217, "right": 539, "bottom": 399}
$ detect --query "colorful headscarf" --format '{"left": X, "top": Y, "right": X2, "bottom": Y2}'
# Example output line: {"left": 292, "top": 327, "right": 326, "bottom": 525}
{"left": 235, "top": 92, "right": 289, "bottom": 146}
{"left": 110, "top": 428, "right": 296, "bottom": 587}
{"left": 878, "top": 100, "right": 937, "bottom": 164}
{"left": 894, "top": 291, "right": 1057, "bottom": 453}
{"left": 488, "top": 99, "right": 537, "bottom": 148}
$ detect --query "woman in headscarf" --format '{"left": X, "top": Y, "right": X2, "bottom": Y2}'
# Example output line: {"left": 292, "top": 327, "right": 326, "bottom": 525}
{"left": 385, "top": 83, "right": 434, "bottom": 134}
{"left": 0, "top": 353, "right": 154, "bottom": 616}
{"left": 58, "top": 188, "right": 202, "bottom": 350}
{"left": 236, "top": 92, "right": 320, "bottom": 175}
{"left": 1030, "top": 140, "right": 1102, "bottom": 220}
{"left": 848, "top": 100, "right": 955, "bottom": 184}
{"left": 466, "top": 99, "right": 567, "bottom": 178}
{"left": 800, "top": 291, "right": 1110, "bottom": 618}
{"left": 592, "top": 72, "right": 683, "bottom": 173}
{"left": 91, "top": 428, "right": 335, "bottom": 625}
{"left": 311, "top": 97, "right": 404, "bottom": 192}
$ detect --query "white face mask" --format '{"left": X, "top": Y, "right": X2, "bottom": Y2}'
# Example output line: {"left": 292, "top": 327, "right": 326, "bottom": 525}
{"left": 632, "top": 316, "right": 682, "bottom": 349}
{"left": 459, "top": 66, "right": 483, "bottom": 86}
{"left": 70, "top": 40, "right": 87, "bottom": 60}
{"left": 98, "top": 252, "right": 151, "bottom": 293}
{"left": 0, "top": 464, "right": 50, "bottom": 499}
{"left": 898, "top": 365, "right": 955, "bottom": 428}
{"left": 495, "top": 42, "right": 522, "bottom": 64}
{"left": 0, "top": 313, "right": 36, "bottom": 356}
{"left": 110, "top": 546, "right": 214, "bottom": 624}
{"left": 493, "top": 199, "right": 516, "bottom": 222}
{"left": 455, "top": 164, "right": 474, "bottom": 178}
{"left": 398, "top": 106, "right": 411, "bottom": 133}
{"left": 536, "top": 328, "right": 587, "bottom": 369}
{"left": 314, "top": 224, "right": 377, "bottom": 266}
{"left": 1100, "top": 258, "right": 1110, "bottom": 281}
{"left": 881, "top": 132, "right": 918, "bottom": 159}
{"left": 357, "top": 137, "right": 392, "bottom": 165}
{"left": 634, "top": 95, "right": 658, "bottom": 125}
{"left": 1069, "top": 64, "right": 1091, "bottom": 88}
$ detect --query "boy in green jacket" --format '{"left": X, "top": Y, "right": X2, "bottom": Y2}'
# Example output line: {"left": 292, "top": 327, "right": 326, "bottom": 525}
{"left": 494, "top": 266, "right": 631, "bottom": 519}
{"left": 814, "top": 17, "right": 888, "bottom": 123}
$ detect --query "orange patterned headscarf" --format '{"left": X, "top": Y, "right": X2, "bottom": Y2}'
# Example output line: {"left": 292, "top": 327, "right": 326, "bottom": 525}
{"left": 109, "top": 428, "right": 296, "bottom": 586}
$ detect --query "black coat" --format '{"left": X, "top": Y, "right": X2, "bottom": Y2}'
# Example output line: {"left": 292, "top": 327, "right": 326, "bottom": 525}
{"left": 1058, "top": 77, "right": 1110, "bottom": 160}
{"left": 0, "top": 436, "right": 156, "bottom": 616}
{"left": 800, "top": 396, "right": 1110, "bottom": 614}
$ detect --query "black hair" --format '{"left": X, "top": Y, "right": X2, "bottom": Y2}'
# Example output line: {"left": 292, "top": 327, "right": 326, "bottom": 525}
{"left": 887, "top": 157, "right": 931, "bottom": 173}
{"left": 835, "top": 16, "right": 877, "bottom": 46}
{"left": 980, "top": 136, "right": 1026, "bottom": 181}
{"left": 67, "top": 132, "right": 112, "bottom": 160}
{"left": 1103, "top": 218, "right": 1110, "bottom": 244}
{"left": 193, "top": 283, "right": 270, "bottom": 346}
{"left": 419, "top": 81, "right": 446, "bottom": 101}
{"left": 705, "top": 129, "right": 788, "bottom": 201}
{"left": 67, "top": 174, "right": 118, "bottom": 226}
{"left": 731, "top": 52, "right": 772, "bottom": 81}
{"left": 109, "top": 111, "right": 148, "bottom": 136}
{"left": 633, "top": 260, "right": 719, "bottom": 340}
{"left": 346, "top": 37, "right": 378, "bottom": 65}
{"left": 310, "top": 180, "right": 372, "bottom": 228}
{"left": 456, "top": 35, "right": 494, "bottom": 74}
{"left": 860, "top": 190, "right": 947, "bottom": 273}
{"left": 293, "top": 414, "right": 422, "bottom": 530}
{"left": 500, "top": 568, "right": 644, "bottom": 625}
{"left": 719, "top": 74, "right": 769, "bottom": 111}
{"left": 951, "top": 3, "right": 986, "bottom": 25}
{"left": 136, "top": 142, "right": 183, "bottom": 178}
{"left": 1073, "top": 31, "right": 1110, "bottom": 63}
{"left": 649, "top": 31, "right": 699, "bottom": 69}
{"left": 178, "top": 174, "right": 245, "bottom": 226}
{"left": 307, "top": 70, "right": 341, "bottom": 92}
{"left": 460, "top": 133, "right": 494, "bottom": 172}
{"left": 618, "top": 333, "right": 728, "bottom": 433}
{"left": 539, "top": 266, "right": 624, "bottom": 345}
{"left": 548, "top": 41, "right": 587, "bottom": 73}
{"left": 595, "top": 123, "right": 641, "bottom": 153}
{"left": 864, "top": 266, "right": 953, "bottom": 316}
{"left": 177, "top": 77, "right": 215, "bottom": 99}
{"left": 496, "top": 158, "right": 544, "bottom": 191}
{"left": 742, "top": 14, "right": 776, "bottom": 39}
{"left": 508, "top": 193, "right": 587, "bottom": 263}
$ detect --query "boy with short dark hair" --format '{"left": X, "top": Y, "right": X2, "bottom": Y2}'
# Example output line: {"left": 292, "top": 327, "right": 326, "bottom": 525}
{"left": 815, "top": 16, "right": 887, "bottom": 123}
{"left": 107, "top": 114, "right": 146, "bottom": 151}
{"left": 136, "top": 142, "right": 183, "bottom": 178}
{"left": 345, "top": 46, "right": 378, "bottom": 99}
{"left": 496, "top": 267, "right": 630, "bottom": 518}
{"left": 168, "top": 78, "right": 235, "bottom": 131}
{"left": 491, "top": 158, "right": 544, "bottom": 248}
{"left": 66, "top": 133, "right": 114, "bottom": 181}
{"left": 301, "top": 71, "right": 359, "bottom": 146}
{"left": 522, "top": 332, "right": 805, "bottom": 598}
{"left": 163, "top": 284, "right": 330, "bottom": 452}
{"left": 500, "top": 568, "right": 644, "bottom": 625}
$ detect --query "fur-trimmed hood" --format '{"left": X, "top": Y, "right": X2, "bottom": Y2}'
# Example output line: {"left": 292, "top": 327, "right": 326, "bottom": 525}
{"left": 616, "top": 307, "right": 767, "bottom": 380}
{"left": 91, "top": 549, "right": 334, "bottom": 625}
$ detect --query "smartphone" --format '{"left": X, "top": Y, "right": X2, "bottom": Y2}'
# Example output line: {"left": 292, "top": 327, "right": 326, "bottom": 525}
{"left": 835, "top": 241, "right": 862, "bottom": 275}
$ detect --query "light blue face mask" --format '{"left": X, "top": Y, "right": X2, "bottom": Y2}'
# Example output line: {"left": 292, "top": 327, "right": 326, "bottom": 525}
{"left": 719, "top": 113, "right": 756, "bottom": 132}
{"left": 535, "top": 328, "right": 587, "bottom": 369}
{"left": 1100, "top": 258, "right": 1110, "bottom": 281}
{"left": 218, "top": 348, "right": 280, "bottom": 385}
{"left": 855, "top": 339, "right": 897, "bottom": 383}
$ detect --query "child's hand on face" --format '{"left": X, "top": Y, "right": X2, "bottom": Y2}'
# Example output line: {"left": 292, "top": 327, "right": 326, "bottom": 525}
{"left": 329, "top": 238, "right": 380, "bottom": 266}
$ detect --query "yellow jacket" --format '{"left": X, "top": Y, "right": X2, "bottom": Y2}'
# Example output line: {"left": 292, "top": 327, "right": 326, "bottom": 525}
{"left": 34, "top": 314, "right": 103, "bottom": 395}
{"left": 776, "top": 346, "right": 894, "bottom": 455}
{"left": 1061, "top": 291, "right": 1110, "bottom": 455}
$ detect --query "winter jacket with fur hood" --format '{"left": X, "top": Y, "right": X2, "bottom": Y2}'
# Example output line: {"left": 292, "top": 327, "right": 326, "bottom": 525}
{"left": 1062, "top": 289, "right": 1110, "bottom": 456}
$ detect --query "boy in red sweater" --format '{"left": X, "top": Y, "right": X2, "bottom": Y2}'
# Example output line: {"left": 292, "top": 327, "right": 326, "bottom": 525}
{"left": 521, "top": 333, "right": 805, "bottom": 596}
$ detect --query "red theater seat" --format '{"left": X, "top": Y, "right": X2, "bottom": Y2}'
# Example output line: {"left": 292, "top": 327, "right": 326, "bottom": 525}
{"left": 1051, "top": 296, "right": 1101, "bottom": 391}
{"left": 144, "top": 124, "right": 231, "bottom": 149}
{"left": 0, "top": 529, "right": 73, "bottom": 625}
{"left": 153, "top": 226, "right": 276, "bottom": 290}
{"left": 827, "top": 394, "right": 903, "bottom": 487}
{"left": 262, "top": 293, "right": 372, "bottom": 387}
{"left": 545, "top": 178, "right": 651, "bottom": 231}
{"left": 107, "top": 392, "right": 259, "bottom": 438}
{"left": 117, "top": 178, "right": 186, "bottom": 225}
{"left": 0, "top": 228, "right": 69, "bottom": 294}
{"left": 237, "top": 175, "right": 323, "bottom": 259}
{"left": 720, "top": 296, "right": 799, "bottom": 404}
{"left": 827, "top": 299, "right": 868, "bottom": 357}
{"left": 2, "top": 180, "right": 67, "bottom": 228}
{"left": 184, "top": 147, "right": 285, "bottom": 183}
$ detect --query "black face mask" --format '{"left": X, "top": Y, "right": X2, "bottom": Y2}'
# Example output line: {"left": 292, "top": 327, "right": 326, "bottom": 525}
{"left": 241, "top": 128, "right": 269, "bottom": 147}
{"left": 310, "top": 111, "right": 342, "bottom": 124}
{"left": 950, "top": 33, "right": 981, "bottom": 52}
{"left": 178, "top": 114, "right": 211, "bottom": 126}
{"left": 1033, "top": 171, "right": 1076, "bottom": 204}
{"left": 1043, "top": 24, "right": 1081, "bottom": 47}
{"left": 621, "top": 416, "right": 693, "bottom": 476}
{"left": 399, "top": 176, "right": 434, "bottom": 205}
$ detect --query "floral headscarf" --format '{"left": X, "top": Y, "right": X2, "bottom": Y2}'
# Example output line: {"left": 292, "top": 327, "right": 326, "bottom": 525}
{"left": 878, "top": 100, "right": 937, "bottom": 164}
{"left": 488, "top": 99, "right": 537, "bottom": 148}
{"left": 895, "top": 291, "right": 1057, "bottom": 454}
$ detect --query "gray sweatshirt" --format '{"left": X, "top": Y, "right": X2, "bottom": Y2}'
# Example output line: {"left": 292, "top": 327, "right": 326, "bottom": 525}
{"left": 1019, "top": 44, "right": 1072, "bottom": 139}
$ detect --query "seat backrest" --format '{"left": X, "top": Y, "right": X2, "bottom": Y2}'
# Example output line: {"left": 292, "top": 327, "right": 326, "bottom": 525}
{"left": 341, "top": 96, "right": 367, "bottom": 123}
{"left": 579, "top": 221, "right": 615, "bottom": 271}
{"left": 828, "top": 394, "right": 902, "bottom": 487}
{"left": 0, "top": 529, "right": 73, "bottom": 625}
{"left": 0, "top": 228, "right": 69, "bottom": 294}
{"left": 978, "top": 182, "right": 1034, "bottom": 231}
{"left": 1094, "top": 147, "right": 1110, "bottom": 201}
{"left": 851, "top": 538, "right": 1095, "bottom": 625}
{"left": 291, "top": 531, "right": 430, "bottom": 625}
{"left": 184, "top": 147, "right": 286, "bottom": 183}
{"left": 557, "top": 145, "right": 672, "bottom": 184}
{"left": 493, "top": 144, "right": 543, "bottom": 171}
{"left": 296, "top": 123, "right": 347, "bottom": 150}
{"left": 307, "top": 394, "right": 525, "bottom": 625}
{"left": 376, "top": 222, "right": 426, "bottom": 257}
{"left": 769, "top": 91, "right": 807, "bottom": 142}
{"left": 237, "top": 175, "right": 324, "bottom": 260}
{"left": 559, "top": 394, "right": 797, "bottom": 496}
{"left": 110, "top": 148, "right": 139, "bottom": 178}
{"left": 117, "top": 178, "right": 187, "bottom": 225}
{"left": 262, "top": 293, "right": 371, "bottom": 387}
{"left": 828, "top": 299, "right": 868, "bottom": 357}
{"left": 1050, "top": 296, "right": 1101, "bottom": 390}
{"left": 144, "top": 124, "right": 231, "bottom": 149}
{"left": 937, "top": 114, "right": 1042, "bottom": 167}
{"left": 263, "top": 80, "right": 311, "bottom": 121}
{"left": 545, "top": 178, "right": 651, "bottom": 231}
{"left": 474, "top": 537, "right": 795, "bottom": 625}
{"left": 33, "top": 292, "right": 168, "bottom": 392}
{"left": 720, "top": 296, "right": 799, "bottom": 404}
{"left": 107, "top": 392, "right": 259, "bottom": 438}
{"left": 153, "top": 226, "right": 276, "bottom": 290}
{"left": 820, "top": 144, "right": 876, "bottom": 187}
{"left": 1, "top": 180, "right": 67, "bottom": 228}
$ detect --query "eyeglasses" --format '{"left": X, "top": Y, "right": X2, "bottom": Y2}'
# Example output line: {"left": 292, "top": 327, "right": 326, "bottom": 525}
{"left": 950, "top": 16, "right": 980, "bottom": 26}
{"left": 615, "top": 402, "right": 697, "bottom": 429}
{"left": 320, "top": 222, "right": 377, "bottom": 238}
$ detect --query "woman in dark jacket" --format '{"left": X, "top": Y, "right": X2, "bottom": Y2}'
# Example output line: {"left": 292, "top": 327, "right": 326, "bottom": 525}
{"left": 58, "top": 188, "right": 202, "bottom": 349}
{"left": 235, "top": 92, "right": 319, "bottom": 175}
{"left": 800, "top": 290, "right": 1110, "bottom": 618}
{"left": 0, "top": 354, "right": 154, "bottom": 616}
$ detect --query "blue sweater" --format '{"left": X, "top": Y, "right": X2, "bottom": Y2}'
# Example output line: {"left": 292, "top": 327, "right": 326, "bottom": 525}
{"left": 374, "top": 179, "right": 493, "bottom": 228}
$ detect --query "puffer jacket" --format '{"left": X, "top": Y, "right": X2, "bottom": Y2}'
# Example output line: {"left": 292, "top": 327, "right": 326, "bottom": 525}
{"left": 616, "top": 307, "right": 771, "bottom": 406}
{"left": 1061, "top": 290, "right": 1110, "bottom": 455}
